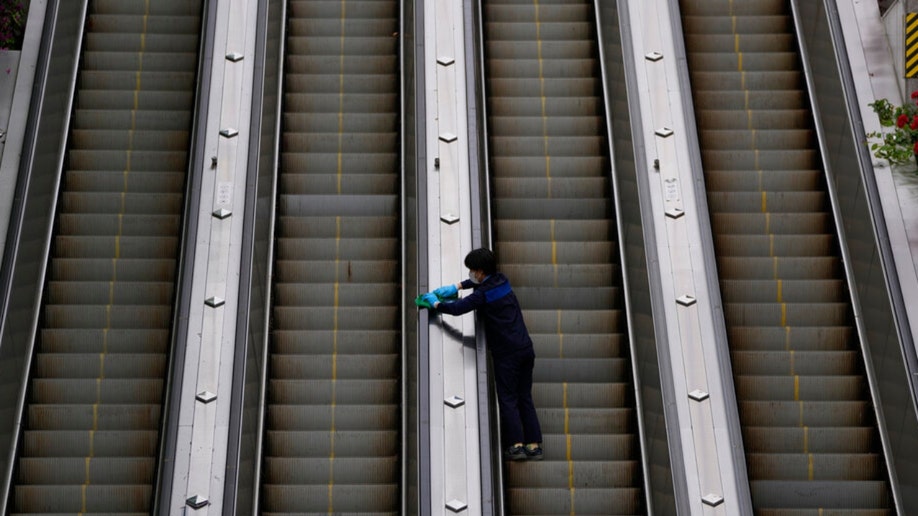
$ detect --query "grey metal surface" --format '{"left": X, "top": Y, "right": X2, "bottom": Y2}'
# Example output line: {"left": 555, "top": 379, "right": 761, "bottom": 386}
{"left": 596, "top": 1, "right": 681, "bottom": 513}
{"left": 793, "top": 0, "right": 918, "bottom": 511}
{"left": 259, "top": 0, "right": 403, "bottom": 513}
{"left": 678, "top": 0, "right": 894, "bottom": 512}
{"left": 481, "top": 1, "right": 644, "bottom": 513}
{"left": 0, "top": 0, "right": 203, "bottom": 513}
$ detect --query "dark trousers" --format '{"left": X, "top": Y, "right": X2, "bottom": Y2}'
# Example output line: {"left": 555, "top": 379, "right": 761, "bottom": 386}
{"left": 494, "top": 349, "right": 542, "bottom": 447}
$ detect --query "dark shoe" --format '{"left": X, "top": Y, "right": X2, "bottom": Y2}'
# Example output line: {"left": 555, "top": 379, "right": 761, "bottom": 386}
{"left": 524, "top": 446, "right": 543, "bottom": 461}
{"left": 505, "top": 445, "right": 527, "bottom": 461}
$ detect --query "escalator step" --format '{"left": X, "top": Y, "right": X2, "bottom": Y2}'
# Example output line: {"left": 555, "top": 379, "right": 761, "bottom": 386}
{"left": 22, "top": 429, "right": 159, "bottom": 457}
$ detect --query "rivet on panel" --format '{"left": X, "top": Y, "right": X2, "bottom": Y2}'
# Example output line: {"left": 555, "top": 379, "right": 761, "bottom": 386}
{"left": 446, "top": 499, "right": 468, "bottom": 513}
{"left": 205, "top": 296, "right": 225, "bottom": 308}
{"left": 445, "top": 395, "right": 465, "bottom": 408}
{"left": 645, "top": 51, "right": 663, "bottom": 61}
{"left": 213, "top": 208, "right": 232, "bottom": 220}
{"left": 186, "top": 495, "right": 210, "bottom": 509}
{"left": 196, "top": 391, "right": 217, "bottom": 404}
{"left": 220, "top": 128, "right": 239, "bottom": 138}
{"left": 702, "top": 494, "right": 724, "bottom": 507}
{"left": 655, "top": 127, "right": 674, "bottom": 138}
{"left": 688, "top": 389, "right": 709, "bottom": 402}
{"left": 226, "top": 52, "right": 244, "bottom": 62}
{"left": 676, "top": 294, "right": 696, "bottom": 307}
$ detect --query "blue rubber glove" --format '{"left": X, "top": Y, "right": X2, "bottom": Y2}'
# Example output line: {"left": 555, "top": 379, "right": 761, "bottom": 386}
{"left": 421, "top": 292, "right": 439, "bottom": 308}
{"left": 433, "top": 284, "right": 458, "bottom": 300}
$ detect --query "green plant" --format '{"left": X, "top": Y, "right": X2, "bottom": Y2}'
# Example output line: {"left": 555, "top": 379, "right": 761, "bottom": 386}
{"left": 867, "top": 91, "right": 918, "bottom": 165}
{"left": 0, "top": 0, "right": 26, "bottom": 51}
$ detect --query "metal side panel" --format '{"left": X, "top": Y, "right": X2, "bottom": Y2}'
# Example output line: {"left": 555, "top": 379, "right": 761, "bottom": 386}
{"left": 792, "top": 0, "right": 918, "bottom": 512}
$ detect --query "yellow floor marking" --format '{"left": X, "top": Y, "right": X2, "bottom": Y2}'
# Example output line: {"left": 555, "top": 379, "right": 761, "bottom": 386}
{"left": 776, "top": 279, "right": 783, "bottom": 303}
{"left": 780, "top": 302, "right": 787, "bottom": 327}
{"left": 808, "top": 453, "right": 815, "bottom": 480}
{"left": 803, "top": 426, "right": 809, "bottom": 452}
{"left": 329, "top": 215, "right": 342, "bottom": 513}
{"left": 761, "top": 191, "right": 767, "bottom": 212}
{"left": 794, "top": 375, "right": 800, "bottom": 401}
{"left": 789, "top": 349, "right": 795, "bottom": 375}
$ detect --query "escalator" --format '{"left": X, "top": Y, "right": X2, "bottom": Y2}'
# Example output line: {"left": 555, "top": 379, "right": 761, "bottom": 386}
{"left": 259, "top": 0, "right": 402, "bottom": 513}
{"left": 9, "top": 0, "right": 203, "bottom": 513}
{"left": 481, "top": 0, "right": 644, "bottom": 513}
{"left": 679, "top": 0, "right": 893, "bottom": 512}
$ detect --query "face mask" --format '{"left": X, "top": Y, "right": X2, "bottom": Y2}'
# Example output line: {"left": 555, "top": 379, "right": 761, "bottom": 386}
{"left": 469, "top": 270, "right": 480, "bottom": 284}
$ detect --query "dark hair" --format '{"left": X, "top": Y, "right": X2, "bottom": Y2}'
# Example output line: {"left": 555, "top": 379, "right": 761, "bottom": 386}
{"left": 464, "top": 247, "right": 497, "bottom": 275}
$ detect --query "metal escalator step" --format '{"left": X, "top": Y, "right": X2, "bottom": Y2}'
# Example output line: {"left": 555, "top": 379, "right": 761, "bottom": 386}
{"left": 496, "top": 241, "right": 614, "bottom": 264}
{"left": 728, "top": 326, "right": 854, "bottom": 351}
{"left": 720, "top": 279, "right": 846, "bottom": 303}
{"left": 485, "top": 22, "right": 593, "bottom": 41}
{"left": 288, "top": 0, "right": 397, "bottom": 18}
{"left": 742, "top": 427, "right": 878, "bottom": 454}
{"left": 532, "top": 382, "right": 630, "bottom": 408}
{"left": 286, "top": 45, "right": 397, "bottom": 67}
{"left": 71, "top": 129, "right": 190, "bottom": 152}
{"left": 270, "top": 355, "right": 399, "bottom": 380}
{"left": 524, "top": 309, "right": 623, "bottom": 334}
{"left": 47, "top": 281, "right": 173, "bottom": 304}
{"left": 18, "top": 457, "right": 154, "bottom": 484}
{"left": 738, "top": 401, "right": 870, "bottom": 427}
{"left": 504, "top": 460, "right": 640, "bottom": 488}
{"left": 724, "top": 302, "right": 849, "bottom": 326}
{"left": 490, "top": 156, "right": 609, "bottom": 178}
{"left": 286, "top": 74, "right": 396, "bottom": 95}
{"left": 711, "top": 213, "right": 832, "bottom": 235}
{"left": 715, "top": 235, "right": 835, "bottom": 257}
{"left": 486, "top": 96, "right": 603, "bottom": 117}
{"left": 680, "top": 0, "right": 785, "bottom": 16}
{"left": 264, "top": 456, "right": 397, "bottom": 484}
{"left": 271, "top": 330, "right": 398, "bottom": 355}
{"left": 717, "top": 257, "right": 840, "bottom": 280}
{"left": 64, "top": 169, "right": 184, "bottom": 192}
{"left": 287, "top": 19, "right": 396, "bottom": 37}
{"left": 485, "top": 3, "right": 593, "bottom": 23}
{"left": 486, "top": 40, "right": 595, "bottom": 60}
{"left": 31, "top": 378, "right": 164, "bottom": 404}
{"left": 274, "top": 260, "right": 397, "bottom": 283}
{"left": 13, "top": 485, "right": 151, "bottom": 513}
{"left": 280, "top": 175, "right": 398, "bottom": 196}
{"left": 750, "top": 480, "right": 889, "bottom": 510}
{"left": 514, "top": 286, "right": 619, "bottom": 310}
{"left": 683, "top": 33, "right": 794, "bottom": 53}
{"left": 700, "top": 129, "right": 815, "bottom": 151}
{"left": 702, "top": 149, "right": 819, "bottom": 170}
{"left": 735, "top": 375, "right": 865, "bottom": 402}
{"left": 85, "top": 33, "right": 199, "bottom": 53}
{"left": 681, "top": 15, "right": 791, "bottom": 34}
{"left": 93, "top": 0, "right": 200, "bottom": 16}
{"left": 269, "top": 379, "right": 398, "bottom": 404}
{"left": 696, "top": 109, "right": 811, "bottom": 130}
{"left": 688, "top": 52, "right": 799, "bottom": 72}
{"left": 273, "top": 307, "right": 397, "bottom": 331}
{"left": 281, "top": 151, "right": 398, "bottom": 172}
{"left": 493, "top": 177, "right": 608, "bottom": 198}
{"left": 39, "top": 329, "right": 169, "bottom": 353}
{"left": 532, "top": 333, "right": 625, "bottom": 359}
{"left": 494, "top": 198, "right": 610, "bottom": 220}
{"left": 731, "top": 350, "right": 859, "bottom": 376}
{"left": 505, "top": 487, "right": 642, "bottom": 515}
{"left": 50, "top": 258, "right": 176, "bottom": 282}
{"left": 489, "top": 115, "right": 604, "bottom": 137}
{"left": 77, "top": 90, "right": 194, "bottom": 112}
{"left": 88, "top": 14, "right": 200, "bottom": 34}
{"left": 68, "top": 149, "right": 190, "bottom": 171}
{"left": 692, "top": 90, "right": 806, "bottom": 110}
{"left": 260, "top": 485, "right": 397, "bottom": 513}
{"left": 79, "top": 70, "right": 195, "bottom": 92}
{"left": 534, "top": 358, "right": 628, "bottom": 383}
{"left": 34, "top": 353, "right": 166, "bottom": 379}
{"left": 705, "top": 169, "right": 823, "bottom": 191}
{"left": 535, "top": 434, "right": 637, "bottom": 461}
{"left": 273, "top": 283, "right": 397, "bottom": 306}
{"left": 54, "top": 236, "right": 179, "bottom": 257}
{"left": 486, "top": 58, "right": 598, "bottom": 78}
{"left": 487, "top": 77, "right": 599, "bottom": 98}
{"left": 43, "top": 305, "right": 172, "bottom": 329}
{"left": 81, "top": 52, "right": 199, "bottom": 73}
{"left": 283, "top": 112, "right": 397, "bottom": 133}
{"left": 27, "top": 405, "right": 161, "bottom": 431}
{"left": 277, "top": 195, "right": 396, "bottom": 221}
{"left": 267, "top": 405, "right": 398, "bottom": 431}
{"left": 276, "top": 237, "right": 397, "bottom": 260}
{"left": 537, "top": 407, "right": 634, "bottom": 434}
{"left": 500, "top": 263, "right": 617, "bottom": 286}
{"left": 283, "top": 133, "right": 397, "bottom": 153}
{"left": 61, "top": 192, "right": 182, "bottom": 214}
{"left": 266, "top": 430, "right": 397, "bottom": 457}
{"left": 22, "top": 429, "right": 158, "bottom": 457}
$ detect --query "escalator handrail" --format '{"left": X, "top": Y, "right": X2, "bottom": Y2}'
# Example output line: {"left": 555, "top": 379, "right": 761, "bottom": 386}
{"left": 0, "top": 0, "right": 88, "bottom": 510}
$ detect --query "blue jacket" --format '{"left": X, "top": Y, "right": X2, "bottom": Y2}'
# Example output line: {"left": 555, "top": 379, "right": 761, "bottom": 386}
{"left": 434, "top": 272, "right": 533, "bottom": 358}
